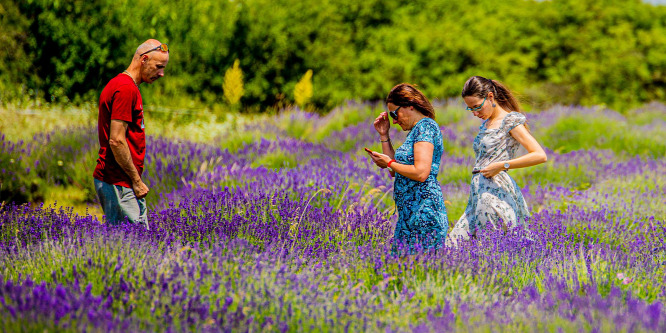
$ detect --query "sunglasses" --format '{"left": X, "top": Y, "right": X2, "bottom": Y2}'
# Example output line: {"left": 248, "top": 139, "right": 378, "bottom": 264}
{"left": 139, "top": 43, "right": 169, "bottom": 57}
{"left": 466, "top": 96, "right": 486, "bottom": 112}
{"left": 389, "top": 106, "right": 401, "bottom": 120}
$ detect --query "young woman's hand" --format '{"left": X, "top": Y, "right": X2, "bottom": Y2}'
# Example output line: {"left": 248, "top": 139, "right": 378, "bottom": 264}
{"left": 479, "top": 162, "right": 505, "bottom": 178}
{"left": 373, "top": 112, "right": 391, "bottom": 137}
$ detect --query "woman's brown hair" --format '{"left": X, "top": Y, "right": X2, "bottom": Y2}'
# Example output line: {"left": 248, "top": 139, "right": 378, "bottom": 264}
{"left": 386, "top": 83, "right": 436, "bottom": 120}
{"left": 461, "top": 76, "right": 528, "bottom": 130}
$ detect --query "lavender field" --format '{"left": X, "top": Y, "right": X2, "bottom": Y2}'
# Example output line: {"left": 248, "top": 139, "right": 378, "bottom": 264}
{"left": 1, "top": 101, "right": 666, "bottom": 332}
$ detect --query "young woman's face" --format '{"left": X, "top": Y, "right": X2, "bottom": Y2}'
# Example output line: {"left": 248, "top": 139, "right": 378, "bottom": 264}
{"left": 463, "top": 94, "right": 492, "bottom": 120}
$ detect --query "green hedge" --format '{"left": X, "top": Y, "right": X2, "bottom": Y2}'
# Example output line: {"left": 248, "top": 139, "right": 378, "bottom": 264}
{"left": 1, "top": 0, "right": 666, "bottom": 111}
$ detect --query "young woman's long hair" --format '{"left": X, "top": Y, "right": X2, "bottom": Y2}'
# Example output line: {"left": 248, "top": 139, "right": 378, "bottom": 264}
{"left": 386, "top": 83, "right": 436, "bottom": 120}
{"left": 461, "top": 76, "right": 528, "bottom": 130}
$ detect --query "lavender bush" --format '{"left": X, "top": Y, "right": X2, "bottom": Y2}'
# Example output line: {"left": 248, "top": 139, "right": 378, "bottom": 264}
{"left": 1, "top": 101, "right": 665, "bottom": 332}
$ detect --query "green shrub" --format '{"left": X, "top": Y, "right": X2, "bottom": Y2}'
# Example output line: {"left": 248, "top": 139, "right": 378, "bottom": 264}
{"left": 3, "top": 0, "right": 666, "bottom": 111}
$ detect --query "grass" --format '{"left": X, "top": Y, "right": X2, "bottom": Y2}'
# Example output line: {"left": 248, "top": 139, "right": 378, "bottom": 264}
{"left": 42, "top": 185, "right": 103, "bottom": 220}
{"left": 0, "top": 103, "right": 96, "bottom": 141}
{"left": 0, "top": 104, "right": 264, "bottom": 144}
{"left": 543, "top": 115, "right": 666, "bottom": 158}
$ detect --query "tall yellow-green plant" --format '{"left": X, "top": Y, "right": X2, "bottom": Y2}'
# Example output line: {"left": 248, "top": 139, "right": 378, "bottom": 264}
{"left": 294, "top": 69, "right": 313, "bottom": 108}
{"left": 223, "top": 59, "right": 244, "bottom": 106}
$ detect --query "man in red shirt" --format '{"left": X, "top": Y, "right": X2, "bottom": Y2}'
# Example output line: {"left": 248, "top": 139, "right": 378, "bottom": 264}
{"left": 93, "top": 39, "right": 169, "bottom": 229}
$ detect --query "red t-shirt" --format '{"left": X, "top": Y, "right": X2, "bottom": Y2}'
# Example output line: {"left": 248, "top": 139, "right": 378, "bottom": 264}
{"left": 93, "top": 74, "right": 145, "bottom": 188}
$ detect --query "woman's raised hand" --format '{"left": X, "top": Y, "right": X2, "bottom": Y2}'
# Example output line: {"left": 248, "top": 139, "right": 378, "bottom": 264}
{"left": 374, "top": 112, "right": 390, "bottom": 136}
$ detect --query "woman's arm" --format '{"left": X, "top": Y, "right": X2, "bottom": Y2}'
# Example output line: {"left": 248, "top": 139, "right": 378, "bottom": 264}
{"left": 380, "top": 138, "right": 396, "bottom": 178}
{"left": 379, "top": 135, "right": 395, "bottom": 159}
{"left": 392, "top": 142, "right": 434, "bottom": 182}
{"left": 373, "top": 112, "right": 396, "bottom": 177}
{"left": 375, "top": 112, "right": 395, "bottom": 158}
{"left": 506, "top": 125, "right": 548, "bottom": 167}
{"left": 370, "top": 142, "right": 434, "bottom": 182}
{"left": 479, "top": 124, "right": 547, "bottom": 178}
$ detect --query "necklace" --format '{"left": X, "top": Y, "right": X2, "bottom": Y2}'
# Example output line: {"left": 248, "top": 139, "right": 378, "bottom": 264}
{"left": 122, "top": 70, "right": 139, "bottom": 87}
{"left": 486, "top": 111, "right": 508, "bottom": 129}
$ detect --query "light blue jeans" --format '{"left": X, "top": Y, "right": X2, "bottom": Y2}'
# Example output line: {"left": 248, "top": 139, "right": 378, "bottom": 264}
{"left": 93, "top": 178, "right": 149, "bottom": 230}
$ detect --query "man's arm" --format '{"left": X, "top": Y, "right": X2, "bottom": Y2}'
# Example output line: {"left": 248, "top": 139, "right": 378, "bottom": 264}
{"left": 109, "top": 119, "right": 149, "bottom": 198}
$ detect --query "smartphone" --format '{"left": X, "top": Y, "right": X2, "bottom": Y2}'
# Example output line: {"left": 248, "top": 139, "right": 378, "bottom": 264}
{"left": 472, "top": 170, "right": 480, "bottom": 174}
{"left": 364, "top": 147, "right": 374, "bottom": 154}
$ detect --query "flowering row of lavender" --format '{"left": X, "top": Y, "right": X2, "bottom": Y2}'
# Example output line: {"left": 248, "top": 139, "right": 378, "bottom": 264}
{"left": 1, "top": 101, "right": 665, "bottom": 331}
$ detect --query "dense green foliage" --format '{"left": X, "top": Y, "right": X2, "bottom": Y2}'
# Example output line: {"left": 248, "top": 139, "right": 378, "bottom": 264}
{"left": 1, "top": 0, "right": 666, "bottom": 111}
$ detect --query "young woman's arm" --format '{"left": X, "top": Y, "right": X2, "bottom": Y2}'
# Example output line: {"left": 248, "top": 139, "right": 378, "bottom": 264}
{"left": 479, "top": 124, "right": 547, "bottom": 178}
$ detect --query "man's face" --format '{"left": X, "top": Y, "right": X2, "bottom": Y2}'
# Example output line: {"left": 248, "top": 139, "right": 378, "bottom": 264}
{"left": 140, "top": 51, "right": 169, "bottom": 84}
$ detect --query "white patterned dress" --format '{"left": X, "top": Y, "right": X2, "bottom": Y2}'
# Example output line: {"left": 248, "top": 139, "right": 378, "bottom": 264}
{"left": 447, "top": 112, "right": 530, "bottom": 246}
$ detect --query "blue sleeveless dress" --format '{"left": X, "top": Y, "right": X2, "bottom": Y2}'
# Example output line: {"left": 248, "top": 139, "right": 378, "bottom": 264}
{"left": 393, "top": 118, "right": 448, "bottom": 253}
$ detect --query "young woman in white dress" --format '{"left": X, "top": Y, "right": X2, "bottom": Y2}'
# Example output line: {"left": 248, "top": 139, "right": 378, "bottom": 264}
{"left": 447, "top": 76, "right": 547, "bottom": 246}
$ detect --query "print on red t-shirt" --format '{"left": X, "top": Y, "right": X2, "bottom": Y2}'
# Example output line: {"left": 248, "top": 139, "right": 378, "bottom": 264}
{"left": 93, "top": 74, "right": 145, "bottom": 188}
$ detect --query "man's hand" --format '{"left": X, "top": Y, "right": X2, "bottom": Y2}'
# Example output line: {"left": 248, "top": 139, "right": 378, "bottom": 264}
{"left": 132, "top": 179, "right": 149, "bottom": 199}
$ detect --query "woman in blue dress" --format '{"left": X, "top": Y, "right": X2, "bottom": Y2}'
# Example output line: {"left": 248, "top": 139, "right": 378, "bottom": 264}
{"left": 447, "top": 76, "right": 548, "bottom": 247}
{"left": 367, "top": 83, "right": 448, "bottom": 254}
